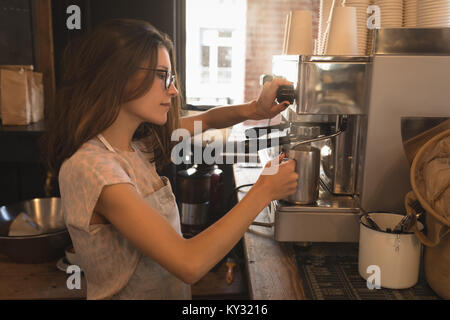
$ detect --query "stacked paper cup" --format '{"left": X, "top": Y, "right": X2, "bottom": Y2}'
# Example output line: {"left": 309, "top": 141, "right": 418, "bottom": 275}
{"left": 318, "top": 0, "right": 334, "bottom": 55}
{"left": 403, "top": 0, "right": 418, "bottom": 27}
{"left": 374, "top": 0, "right": 403, "bottom": 27}
{"left": 418, "top": 0, "right": 450, "bottom": 28}
{"left": 326, "top": 6, "right": 359, "bottom": 55}
{"left": 345, "top": 0, "right": 372, "bottom": 55}
{"left": 282, "top": 10, "right": 314, "bottom": 55}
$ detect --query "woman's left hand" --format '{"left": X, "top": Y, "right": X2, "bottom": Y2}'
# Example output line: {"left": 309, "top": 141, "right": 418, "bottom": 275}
{"left": 248, "top": 77, "right": 293, "bottom": 120}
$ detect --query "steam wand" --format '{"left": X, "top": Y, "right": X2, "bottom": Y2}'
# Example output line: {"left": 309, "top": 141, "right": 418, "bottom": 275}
{"left": 288, "top": 116, "right": 348, "bottom": 150}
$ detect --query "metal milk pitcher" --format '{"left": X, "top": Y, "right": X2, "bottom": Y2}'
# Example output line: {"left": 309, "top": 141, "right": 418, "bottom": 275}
{"left": 284, "top": 145, "right": 320, "bottom": 204}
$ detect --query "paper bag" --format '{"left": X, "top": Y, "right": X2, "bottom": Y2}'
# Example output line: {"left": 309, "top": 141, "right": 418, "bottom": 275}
{"left": 0, "top": 65, "right": 44, "bottom": 125}
{"left": 28, "top": 71, "right": 44, "bottom": 123}
{"left": 0, "top": 67, "right": 31, "bottom": 125}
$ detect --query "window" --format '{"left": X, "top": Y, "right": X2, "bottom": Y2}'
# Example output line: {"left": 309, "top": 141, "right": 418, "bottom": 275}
{"left": 219, "top": 30, "right": 232, "bottom": 38}
{"left": 185, "top": 0, "right": 320, "bottom": 107}
{"left": 201, "top": 46, "right": 210, "bottom": 67}
{"left": 186, "top": 0, "right": 246, "bottom": 106}
{"left": 218, "top": 46, "right": 232, "bottom": 68}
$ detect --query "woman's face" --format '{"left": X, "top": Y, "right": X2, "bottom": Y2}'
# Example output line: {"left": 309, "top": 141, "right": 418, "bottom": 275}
{"left": 122, "top": 46, "right": 178, "bottom": 125}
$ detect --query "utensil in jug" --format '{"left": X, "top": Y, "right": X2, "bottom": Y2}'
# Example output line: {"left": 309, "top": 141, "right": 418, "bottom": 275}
{"left": 359, "top": 212, "right": 424, "bottom": 289}
{"left": 392, "top": 215, "right": 411, "bottom": 233}
{"left": 392, "top": 200, "right": 425, "bottom": 233}
{"left": 360, "top": 210, "right": 383, "bottom": 232}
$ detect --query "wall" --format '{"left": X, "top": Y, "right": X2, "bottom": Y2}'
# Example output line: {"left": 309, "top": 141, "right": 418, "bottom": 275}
{"left": 0, "top": 0, "right": 34, "bottom": 65}
{"left": 245, "top": 0, "right": 320, "bottom": 101}
{"left": 51, "top": 0, "right": 181, "bottom": 88}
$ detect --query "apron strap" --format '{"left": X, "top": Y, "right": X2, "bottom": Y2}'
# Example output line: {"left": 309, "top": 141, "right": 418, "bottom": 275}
{"left": 96, "top": 133, "right": 142, "bottom": 196}
{"left": 97, "top": 134, "right": 116, "bottom": 153}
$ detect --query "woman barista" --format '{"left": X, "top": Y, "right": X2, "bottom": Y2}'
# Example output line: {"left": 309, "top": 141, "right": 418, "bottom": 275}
{"left": 41, "top": 19, "right": 298, "bottom": 299}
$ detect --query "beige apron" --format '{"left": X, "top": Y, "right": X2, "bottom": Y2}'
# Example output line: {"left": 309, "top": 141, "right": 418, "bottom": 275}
{"left": 97, "top": 134, "right": 191, "bottom": 299}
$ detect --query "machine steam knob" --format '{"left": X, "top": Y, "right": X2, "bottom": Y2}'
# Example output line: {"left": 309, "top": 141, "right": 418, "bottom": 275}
{"left": 276, "top": 85, "right": 296, "bottom": 105}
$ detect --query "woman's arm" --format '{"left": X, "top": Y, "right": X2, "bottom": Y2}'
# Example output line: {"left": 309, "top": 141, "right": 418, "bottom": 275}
{"left": 95, "top": 155, "right": 297, "bottom": 284}
{"left": 180, "top": 78, "right": 292, "bottom": 135}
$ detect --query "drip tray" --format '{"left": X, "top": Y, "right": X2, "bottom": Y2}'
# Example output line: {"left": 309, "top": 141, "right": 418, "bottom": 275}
{"left": 275, "top": 186, "right": 360, "bottom": 213}
{"left": 271, "top": 188, "right": 361, "bottom": 242}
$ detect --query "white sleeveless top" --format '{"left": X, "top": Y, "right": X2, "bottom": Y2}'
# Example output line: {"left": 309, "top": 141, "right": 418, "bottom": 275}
{"left": 59, "top": 135, "right": 191, "bottom": 300}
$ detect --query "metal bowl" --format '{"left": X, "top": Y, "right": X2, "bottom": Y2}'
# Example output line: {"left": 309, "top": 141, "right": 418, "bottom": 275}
{"left": 0, "top": 197, "right": 71, "bottom": 263}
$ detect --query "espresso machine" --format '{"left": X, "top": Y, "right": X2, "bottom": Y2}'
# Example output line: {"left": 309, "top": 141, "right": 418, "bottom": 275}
{"left": 261, "top": 28, "right": 450, "bottom": 243}
{"left": 262, "top": 55, "right": 370, "bottom": 243}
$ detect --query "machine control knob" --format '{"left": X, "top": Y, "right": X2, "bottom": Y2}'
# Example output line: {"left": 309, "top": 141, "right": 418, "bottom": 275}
{"left": 276, "top": 85, "right": 296, "bottom": 105}
{"left": 260, "top": 74, "right": 274, "bottom": 86}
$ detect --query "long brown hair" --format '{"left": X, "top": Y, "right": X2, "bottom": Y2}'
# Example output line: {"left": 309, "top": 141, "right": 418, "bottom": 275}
{"left": 40, "top": 19, "right": 181, "bottom": 177}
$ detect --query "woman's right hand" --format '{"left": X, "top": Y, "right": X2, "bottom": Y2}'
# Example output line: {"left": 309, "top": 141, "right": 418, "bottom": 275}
{"left": 254, "top": 153, "right": 298, "bottom": 201}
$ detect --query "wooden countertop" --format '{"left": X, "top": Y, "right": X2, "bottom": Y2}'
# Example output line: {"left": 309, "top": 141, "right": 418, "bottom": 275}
{"left": 0, "top": 248, "right": 246, "bottom": 300}
{"left": 233, "top": 164, "right": 306, "bottom": 300}
{"left": 0, "top": 253, "right": 86, "bottom": 300}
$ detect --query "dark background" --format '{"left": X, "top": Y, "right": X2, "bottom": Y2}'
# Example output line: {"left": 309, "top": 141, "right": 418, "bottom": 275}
{"left": 0, "top": 0, "right": 34, "bottom": 65}
{"left": 51, "top": 0, "right": 185, "bottom": 96}
{"left": 0, "top": 0, "right": 187, "bottom": 206}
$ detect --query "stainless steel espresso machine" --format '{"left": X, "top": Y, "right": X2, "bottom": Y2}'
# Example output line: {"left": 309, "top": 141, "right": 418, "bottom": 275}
{"left": 261, "top": 28, "right": 450, "bottom": 243}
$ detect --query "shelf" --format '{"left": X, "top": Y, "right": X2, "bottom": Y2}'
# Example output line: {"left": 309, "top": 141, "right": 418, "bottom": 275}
{"left": 0, "top": 119, "right": 46, "bottom": 136}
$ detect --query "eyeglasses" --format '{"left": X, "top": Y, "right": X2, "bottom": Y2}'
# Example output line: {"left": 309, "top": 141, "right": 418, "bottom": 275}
{"left": 139, "top": 68, "right": 176, "bottom": 90}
